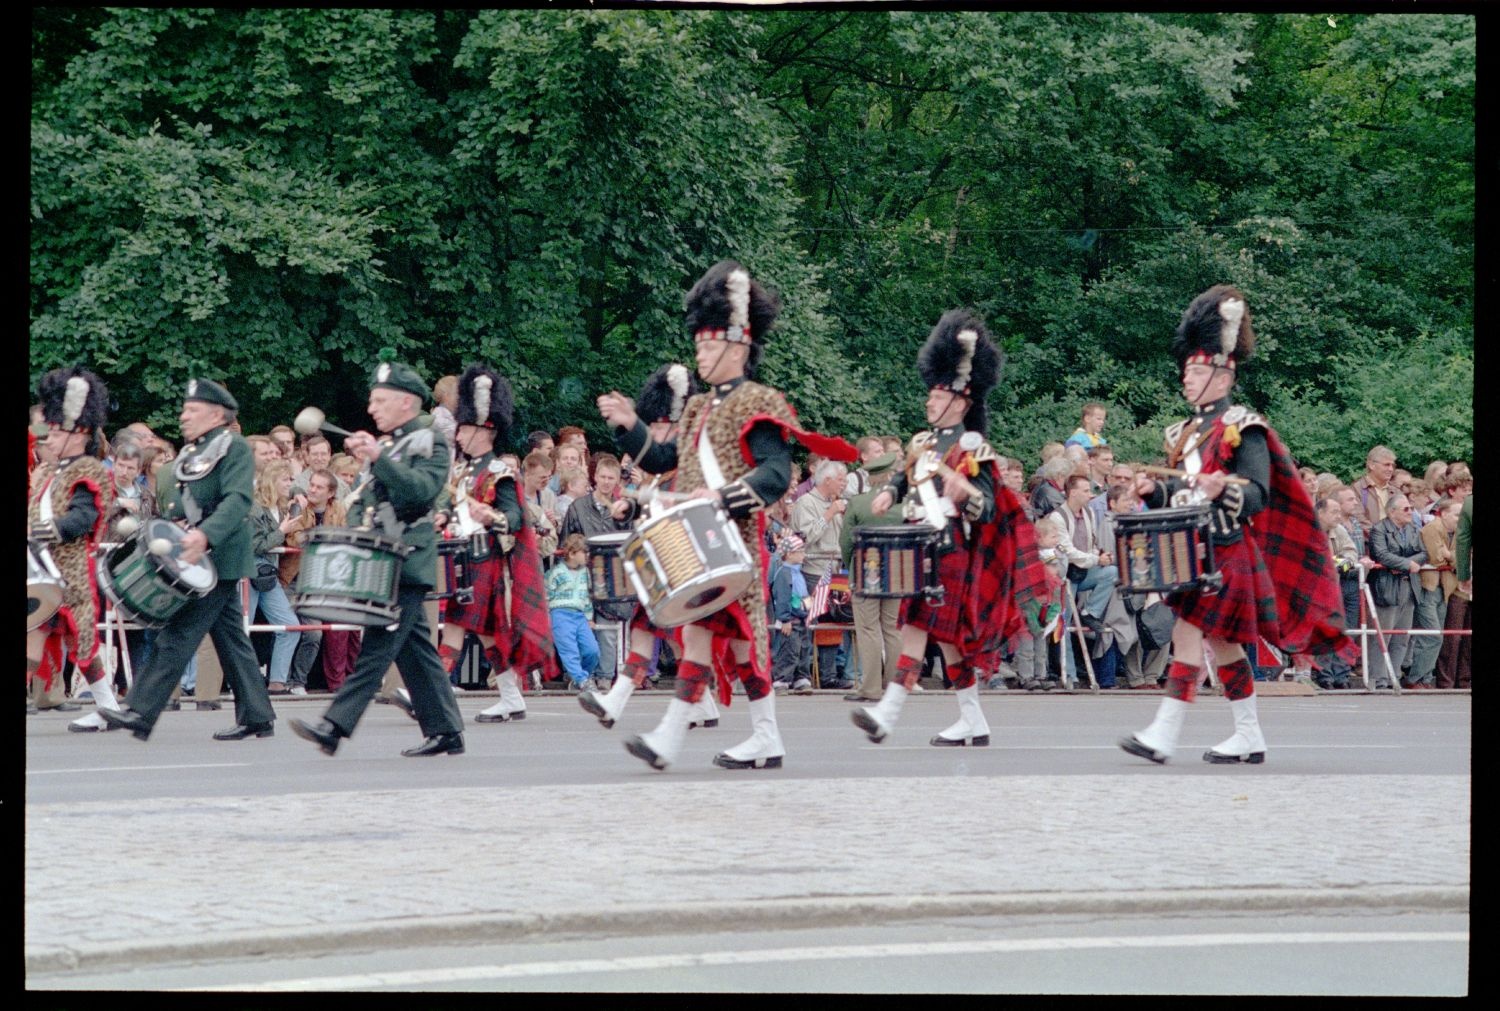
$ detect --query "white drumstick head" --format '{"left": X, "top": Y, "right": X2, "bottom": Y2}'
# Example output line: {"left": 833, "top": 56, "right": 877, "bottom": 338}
{"left": 294, "top": 406, "right": 326, "bottom": 436}
{"left": 115, "top": 515, "right": 140, "bottom": 539}
{"left": 148, "top": 537, "right": 174, "bottom": 556}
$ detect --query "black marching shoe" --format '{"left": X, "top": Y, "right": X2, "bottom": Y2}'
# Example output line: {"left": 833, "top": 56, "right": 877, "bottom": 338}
{"left": 213, "top": 721, "right": 275, "bottom": 741}
{"left": 401, "top": 733, "right": 465, "bottom": 757}
{"left": 1118, "top": 735, "right": 1169, "bottom": 765}
{"left": 289, "top": 717, "right": 344, "bottom": 756}
{"left": 99, "top": 707, "right": 152, "bottom": 741}
{"left": 578, "top": 691, "right": 614, "bottom": 728}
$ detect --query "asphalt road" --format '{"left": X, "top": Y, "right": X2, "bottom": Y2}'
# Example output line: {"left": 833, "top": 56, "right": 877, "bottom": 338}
{"left": 25, "top": 691, "right": 1470, "bottom": 993}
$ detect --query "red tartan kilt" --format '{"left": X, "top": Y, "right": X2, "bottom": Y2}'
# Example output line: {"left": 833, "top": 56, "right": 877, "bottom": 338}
{"left": 629, "top": 606, "right": 679, "bottom": 643}
{"left": 1169, "top": 536, "right": 1280, "bottom": 645}
{"left": 901, "top": 542, "right": 972, "bottom": 646}
{"left": 690, "top": 600, "right": 755, "bottom": 644}
{"left": 443, "top": 555, "right": 508, "bottom": 639}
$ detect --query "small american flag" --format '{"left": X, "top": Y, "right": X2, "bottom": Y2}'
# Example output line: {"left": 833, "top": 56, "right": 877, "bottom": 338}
{"left": 808, "top": 570, "right": 833, "bottom": 626}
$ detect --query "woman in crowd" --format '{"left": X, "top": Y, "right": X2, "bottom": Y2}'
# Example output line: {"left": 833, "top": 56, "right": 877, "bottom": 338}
{"left": 248, "top": 460, "right": 306, "bottom": 694}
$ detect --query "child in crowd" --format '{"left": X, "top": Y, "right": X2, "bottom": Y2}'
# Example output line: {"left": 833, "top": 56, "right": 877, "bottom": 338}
{"left": 1007, "top": 520, "right": 1066, "bottom": 690}
{"left": 769, "top": 534, "right": 814, "bottom": 692}
{"left": 554, "top": 465, "right": 588, "bottom": 520}
{"left": 547, "top": 533, "right": 601, "bottom": 691}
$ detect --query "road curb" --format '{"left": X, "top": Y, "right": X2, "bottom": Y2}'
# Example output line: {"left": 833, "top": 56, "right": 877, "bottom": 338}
{"left": 26, "top": 884, "right": 1468, "bottom": 975}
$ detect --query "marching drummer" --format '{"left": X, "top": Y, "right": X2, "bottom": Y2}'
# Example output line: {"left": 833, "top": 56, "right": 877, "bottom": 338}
{"left": 852, "top": 310, "right": 1049, "bottom": 748}
{"left": 27, "top": 367, "right": 117, "bottom": 727}
{"left": 578, "top": 362, "right": 722, "bottom": 733}
{"left": 287, "top": 356, "right": 469, "bottom": 757}
{"left": 596, "top": 260, "right": 858, "bottom": 771}
{"left": 102, "top": 379, "right": 279, "bottom": 742}
{"left": 1119, "top": 286, "right": 1357, "bottom": 765}
{"left": 422, "top": 363, "right": 555, "bottom": 726}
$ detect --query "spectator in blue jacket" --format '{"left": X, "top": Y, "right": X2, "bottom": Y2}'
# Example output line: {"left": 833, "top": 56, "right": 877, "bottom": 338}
{"left": 769, "top": 534, "right": 813, "bottom": 693}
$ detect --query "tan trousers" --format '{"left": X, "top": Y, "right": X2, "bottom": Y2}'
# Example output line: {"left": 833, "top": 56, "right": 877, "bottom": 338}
{"left": 852, "top": 593, "right": 903, "bottom": 698}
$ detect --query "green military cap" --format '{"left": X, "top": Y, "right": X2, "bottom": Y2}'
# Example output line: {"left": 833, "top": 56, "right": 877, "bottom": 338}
{"left": 371, "top": 354, "right": 431, "bottom": 402}
{"left": 183, "top": 378, "right": 238, "bottom": 412}
{"left": 865, "top": 451, "right": 900, "bottom": 476}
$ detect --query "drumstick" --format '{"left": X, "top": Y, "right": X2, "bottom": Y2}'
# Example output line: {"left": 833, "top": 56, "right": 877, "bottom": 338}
{"left": 1140, "top": 464, "right": 1249, "bottom": 487}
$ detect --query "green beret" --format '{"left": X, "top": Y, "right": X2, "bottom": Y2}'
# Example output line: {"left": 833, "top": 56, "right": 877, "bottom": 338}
{"left": 183, "top": 378, "right": 238, "bottom": 412}
{"left": 865, "top": 451, "right": 900, "bottom": 476}
{"left": 371, "top": 360, "right": 430, "bottom": 402}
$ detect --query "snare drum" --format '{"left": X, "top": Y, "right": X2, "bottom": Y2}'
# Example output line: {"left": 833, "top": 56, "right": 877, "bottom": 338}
{"left": 622, "top": 498, "right": 753, "bottom": 628}
{"left": 96, "top": 518, "right": 218, "bottom": 628}
{"left": 851, "top": 523, "right": 941, "bottom": 599}
{"left": 587, "top": 532, "right": 636, "bottom": 606}
{"left": 292, "top": 526, "right": 407, "bottom": 626}
{"left": 27, "top": 541, "right": 65, "bottom": 632}
{"left": 428, "top": 538, "right": 474, "bottom": 604}
{"left": 1112, "top": 505, "right": 1219, "bottom": 595}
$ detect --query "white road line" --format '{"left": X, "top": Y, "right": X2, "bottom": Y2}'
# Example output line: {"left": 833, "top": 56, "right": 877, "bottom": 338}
{"left": 26, "top": 763, "right": 251, "bottom": 775}
{"left": 182, "top": 930, "right": 1468, "bottom": 991}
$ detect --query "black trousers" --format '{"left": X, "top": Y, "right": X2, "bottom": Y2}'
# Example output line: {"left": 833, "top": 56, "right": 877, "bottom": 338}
{"left": 125, "top": 580, "right": 275, "bottom": 731}
{"left": 324, "top": 586, "right": 462, "bottom": 738}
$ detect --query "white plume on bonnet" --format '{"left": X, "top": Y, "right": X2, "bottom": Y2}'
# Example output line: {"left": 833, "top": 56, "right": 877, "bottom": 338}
{"left": 952, "top": 329, "right": 978, "bottom": 392}
{"left": 62, "top": 376, "right": 89, "bottom": 430}
{"left": 1218, "top": 297, "right": 1245, "bottom": 359}
{"left": 726, "top": 268, "right": 751, "bottom": 337}
{"left": 666, "top": 363, "right": 689, "bottom": 421}
{"left": 474, "top": 375, "right": 492, "bottom": 424}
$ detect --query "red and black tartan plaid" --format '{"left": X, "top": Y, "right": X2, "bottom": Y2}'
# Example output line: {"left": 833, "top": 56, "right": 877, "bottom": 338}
{"left": 628, "top": 605, "right": 681, "bottom": 645}
{"left": 445, "top": 554, "right": 504, "bottom": 637}
{"left": 500, "top": 526, "right": 558, "bottom": 684}
{"left": 901, "top": 455, "right": 1050, "bottom": 666}
{"left": 1171, "top": 536, "right": 1279, "bottom": 645}
{"left": 1180, "top": 415, "right": 1358, "bottom": 664}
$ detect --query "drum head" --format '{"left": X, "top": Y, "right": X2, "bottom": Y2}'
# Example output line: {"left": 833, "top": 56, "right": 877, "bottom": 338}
{"left": 142, "top": 519, "right": 218, "bottom": 591}
{"left": 304, "top": 525, "right": 407, "bottom": 553}
{"left": 27, "top": 583, "right": 63, "bottom": 631}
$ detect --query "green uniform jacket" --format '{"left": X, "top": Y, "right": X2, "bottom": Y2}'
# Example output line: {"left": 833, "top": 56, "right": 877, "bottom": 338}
{"left": 839, "top": 485, "right": 904, "bottom": 571}
{"left": 158, "top": 425, "right": 256, "bottom": 580}
{"left": 351, "top": 415, "right": 449, "bottom": 589}
{"left": 1455, "top": 494, "right": 1473, "bottom": 583}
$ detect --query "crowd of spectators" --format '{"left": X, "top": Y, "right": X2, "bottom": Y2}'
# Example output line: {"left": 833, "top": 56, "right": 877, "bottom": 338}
{"left": 39, "top": 391, "right": 1473, "bottom": 706}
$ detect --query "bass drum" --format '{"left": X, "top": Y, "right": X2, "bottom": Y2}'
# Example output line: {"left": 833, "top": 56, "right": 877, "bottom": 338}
{"left": 292, "top": 526, "right": 407, "bottom": 626}
{"left": 622, "top": 498, "right": 753, "bottom": 628}
{"left": 27, "top": 541, "right": 66, "bottom": 632}
{"left": 96, "top": 519, "right": 218, "bottom": 628}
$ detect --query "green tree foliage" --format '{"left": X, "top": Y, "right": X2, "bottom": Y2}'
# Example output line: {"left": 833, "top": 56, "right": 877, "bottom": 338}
{"left": 32, "top": 11, "right": 1471, "bottom": 477}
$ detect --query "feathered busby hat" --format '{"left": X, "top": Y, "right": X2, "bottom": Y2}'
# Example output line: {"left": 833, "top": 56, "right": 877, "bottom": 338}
{"left": 1172, "top": 284, "right": 1256, "bottom": 373}
{"left": 916, "top": 309, "right": 1003, "bottom": 432}
{"left": 37, "top": 366, "right": 110, "bottom": 435}
{"left": 683, "top": 260, "right": 781, "bottom": 375}
{"left": 454, "top": 363, "right": 515, "bottom": 439}
{"left": 635, "top": 363, "right": 695, "bottom": 425}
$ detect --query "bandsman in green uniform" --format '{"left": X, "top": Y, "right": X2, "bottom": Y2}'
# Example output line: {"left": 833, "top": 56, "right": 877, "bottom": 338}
{"left": 102, "top": 380, "right": 278, "bottom": 741}
{"left": 289, "top": 358, "right": 467, "bottom": 758}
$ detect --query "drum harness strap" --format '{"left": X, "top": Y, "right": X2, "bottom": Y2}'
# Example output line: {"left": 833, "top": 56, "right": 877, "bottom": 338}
{"left": 172, "top": 430, "right": 236, "bottom": 529}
